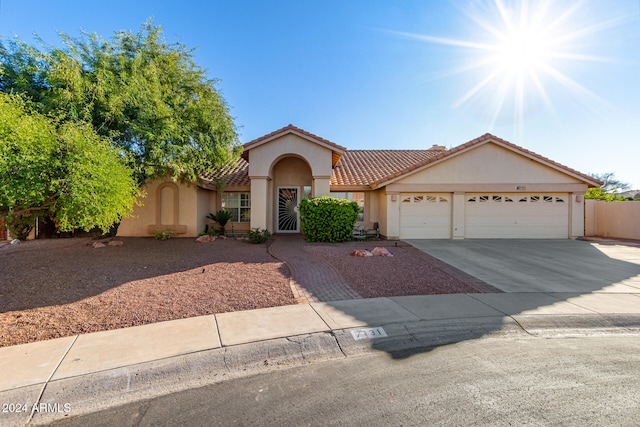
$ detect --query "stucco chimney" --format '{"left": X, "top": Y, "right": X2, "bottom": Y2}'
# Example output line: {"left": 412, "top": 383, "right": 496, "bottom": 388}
{"left": 430, "top": 144, "right": 446, "bottom": 151}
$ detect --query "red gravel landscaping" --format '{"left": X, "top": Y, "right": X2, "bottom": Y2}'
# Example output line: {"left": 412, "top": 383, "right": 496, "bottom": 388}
{"left": 0, "top": 236, "right": 495, "bottom": 348}
{"left": 304, "top": 240, "right": 497, "bottom": 298}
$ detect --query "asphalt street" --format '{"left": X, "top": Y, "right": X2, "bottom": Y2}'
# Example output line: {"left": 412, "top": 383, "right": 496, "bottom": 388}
{"left": 51, "top": 334, "right": 640, "bottom": 427}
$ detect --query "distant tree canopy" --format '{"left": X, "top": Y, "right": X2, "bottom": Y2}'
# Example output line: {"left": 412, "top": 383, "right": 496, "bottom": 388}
{"left": 0, "top": 92, "right": 139, "bottom": 239}
{"left": 0, "top": 21, "right": 240, "bottom": 236}
{"left": 585, "top": 172, "right": 634, "bottom": 201}
{"left": 0, "top": 20, "right": 241, "bottom": 185}
{"left": 587, "top": 172, "right": 631, "bottom": 194}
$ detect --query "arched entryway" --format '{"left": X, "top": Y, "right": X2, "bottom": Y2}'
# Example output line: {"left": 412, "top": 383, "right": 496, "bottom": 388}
{"left": 271, "top": 156, "right": 312, "bottom": 233}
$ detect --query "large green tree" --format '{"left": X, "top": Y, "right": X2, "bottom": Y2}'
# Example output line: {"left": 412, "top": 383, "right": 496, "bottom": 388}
{"left": 0, "top": 20, "right": 241, "bottom": 185}
{"left": 0, "top": 93, "right": 139, "bottom": 238}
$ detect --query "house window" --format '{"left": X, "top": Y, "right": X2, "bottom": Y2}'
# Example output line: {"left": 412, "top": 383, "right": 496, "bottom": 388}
{"left": 303, "top": 186, "right": 312, "bottom": 199}
{"left": 221, "top": 192, "right": 251, "bottom": 222}
{"left": 330, "top": 192, "right": 365, "bottom": 222}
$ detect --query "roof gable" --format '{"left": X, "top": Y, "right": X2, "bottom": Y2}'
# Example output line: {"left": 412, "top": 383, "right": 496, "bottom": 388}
{"left": 242, "top": 124, "right": 346, "bottom": 167}
{"left": 372, "top": 133, "right": 602, "bottom": 188}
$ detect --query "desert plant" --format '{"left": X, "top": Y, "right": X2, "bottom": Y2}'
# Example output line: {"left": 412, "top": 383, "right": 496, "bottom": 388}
{"left": 299, "top": 196, "right": 359, "bottom": 242}
{"left": 248, "top": 227, "right": 270, "bottom": 244}
{"left": 153, "top": 228, "right": 175, "bottom": 240}
{"left": 199, "top": 227, "right": 220, "bottom": 237}
{"left": 207, "top": 210, "right": 233, "bottom": 235}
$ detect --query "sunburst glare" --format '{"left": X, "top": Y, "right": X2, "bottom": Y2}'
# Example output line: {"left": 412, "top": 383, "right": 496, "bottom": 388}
{"left": 393, "top": 0, "right": 632, "bottom": 137}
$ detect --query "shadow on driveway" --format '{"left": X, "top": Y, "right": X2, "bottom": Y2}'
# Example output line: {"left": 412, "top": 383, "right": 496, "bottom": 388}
{"left": 314, "top": 238, "right": 640, "bottom": 360}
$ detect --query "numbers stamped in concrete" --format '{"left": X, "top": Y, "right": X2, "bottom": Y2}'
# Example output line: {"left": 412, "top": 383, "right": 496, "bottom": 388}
{"left": 350, "top": 327, "right": 388, "bottom": 340}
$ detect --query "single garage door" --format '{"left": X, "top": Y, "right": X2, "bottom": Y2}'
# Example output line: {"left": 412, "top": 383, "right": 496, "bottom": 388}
{"left": 400, "top": 193, "right": 451, "bottom": 239}
{"left": 465, "top": 193, "right": 569, "bottom": 238}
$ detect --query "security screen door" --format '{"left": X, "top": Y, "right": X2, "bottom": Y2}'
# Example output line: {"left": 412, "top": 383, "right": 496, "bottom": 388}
{"left": 277, "top": 187, "right": 299, "bottom": 232}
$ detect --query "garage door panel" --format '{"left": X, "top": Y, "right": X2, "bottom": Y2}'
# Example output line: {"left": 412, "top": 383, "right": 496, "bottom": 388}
{"left": 465, "top": 193, "right": 568, "bottom": 238}
{"left": 400, "top": 194, "right": 451, "bottom": 239}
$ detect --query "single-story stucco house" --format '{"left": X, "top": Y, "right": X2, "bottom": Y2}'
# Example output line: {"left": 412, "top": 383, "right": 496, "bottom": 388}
{"left": 117, "top": 124, "right": 601, "bottom": 240}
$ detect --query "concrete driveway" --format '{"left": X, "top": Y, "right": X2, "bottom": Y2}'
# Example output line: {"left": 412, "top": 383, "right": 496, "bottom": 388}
{"left": 406, "top": 239, "right": 640, "bottom": 293}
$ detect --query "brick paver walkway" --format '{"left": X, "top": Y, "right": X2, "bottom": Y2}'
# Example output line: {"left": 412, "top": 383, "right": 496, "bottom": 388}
{"left": 268, "top": 234, "right": 362, "bottom": 302}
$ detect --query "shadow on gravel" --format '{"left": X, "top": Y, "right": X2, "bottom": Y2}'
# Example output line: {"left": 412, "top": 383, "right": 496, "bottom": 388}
{"left": 0, "top": 237, "right": 292, "bottom": 313}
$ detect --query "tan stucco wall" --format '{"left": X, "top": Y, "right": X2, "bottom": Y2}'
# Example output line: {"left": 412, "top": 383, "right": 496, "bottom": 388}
{"left": 272, "top": 157, "right": 312, "bottom": 189}
{"left": 366, "top": 190, "right": 380, "bottom": 227}
{"left": 396, "top": 143, "right": 583, "bottom": 186}
{"left": 382, "top": 191, "right": 400, "bottom": 240}
{"left": 118, "top": 179, "right": 202, "bottom": 237}
{"left": 570, "top": 194, "right": 585, "bottom": 239}
{"left": 378, "top": 189, "right": 389, "bottom": 238}
{"left": 196, "top": 187, "right": 212, "bottom": 236}
{"left": 248, "top": 134, "right": 333, "bottom": 178}
{"left": 585, "top": 200, "right": 640, "bottom": 240}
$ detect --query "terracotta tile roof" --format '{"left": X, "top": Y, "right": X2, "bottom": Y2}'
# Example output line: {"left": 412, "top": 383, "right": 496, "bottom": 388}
{"left": 331, "top": 150, "right": 442, "bottom": 187}
{"left": 199, "top": 132, "right": 601, "bottom": 191}
{"left": 200, "top": 157, "right": 250, "bottom": 189}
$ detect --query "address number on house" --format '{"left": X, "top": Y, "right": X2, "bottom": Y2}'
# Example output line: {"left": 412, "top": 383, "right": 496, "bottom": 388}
{"left": 350, "top": 327, "right": 388, "bottom": 340}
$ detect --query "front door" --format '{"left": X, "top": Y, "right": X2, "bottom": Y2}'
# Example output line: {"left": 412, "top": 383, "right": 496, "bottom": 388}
{"left": 277, "top": 187, "right": 299, "bottom": 233}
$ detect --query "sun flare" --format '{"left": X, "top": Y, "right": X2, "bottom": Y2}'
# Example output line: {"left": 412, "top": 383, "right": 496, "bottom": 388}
{"left": 394, "top": 0, "right": 629, "bottom": 135}
{"left": 495, "top": 25, "right": 551, "bottom": 74}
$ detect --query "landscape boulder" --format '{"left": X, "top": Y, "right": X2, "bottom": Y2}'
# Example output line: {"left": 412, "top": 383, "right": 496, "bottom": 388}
{"left": 108, "top": 240, "right": 124, "bottom": 247}
{"left": 349, "top": 249, "right": 373, "bottom": 257}
{"left": 91, "top": 241, "right": 106, "bottom": 248}
{"left": 371, "top": 247, "right": 393, "bottom": 257}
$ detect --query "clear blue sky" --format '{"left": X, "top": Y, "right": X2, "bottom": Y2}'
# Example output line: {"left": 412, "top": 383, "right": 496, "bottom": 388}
{"left": 1, "top": 0, "right": 639, "bottom": 188}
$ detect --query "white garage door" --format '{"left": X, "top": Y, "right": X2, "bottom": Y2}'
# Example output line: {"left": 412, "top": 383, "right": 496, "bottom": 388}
{"left": 400, "top": 194, "right": 451, "bottom": 239}
{"left": 465, "top": 194, "right": 569, "bottom": 238}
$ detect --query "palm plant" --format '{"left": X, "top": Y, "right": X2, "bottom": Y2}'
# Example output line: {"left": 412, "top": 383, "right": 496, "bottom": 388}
{"left": 207, "top": 210, "right": 233, "bottom": 236}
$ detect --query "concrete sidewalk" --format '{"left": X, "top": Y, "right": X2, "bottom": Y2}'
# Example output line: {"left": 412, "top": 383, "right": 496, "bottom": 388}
{"left": 3, "top": 292, "right": 640, "bottom": 426}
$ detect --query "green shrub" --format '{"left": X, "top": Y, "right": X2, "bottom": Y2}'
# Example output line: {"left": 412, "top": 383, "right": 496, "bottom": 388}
{"left": 153, "top": 228, "right": 175, "bottom": 240}
{"left": 299, "top": 196, "right": 359, "bottom": 242}
{"left": 199, "top": 227, "right": 220, "bottom": 237}
{"left": 248, "top": 227, "right": 270, "bottom": 244}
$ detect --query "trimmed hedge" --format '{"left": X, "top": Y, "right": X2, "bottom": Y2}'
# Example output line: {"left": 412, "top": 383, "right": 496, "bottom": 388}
{"left": 299, "top": 196, "right": 359, "bottom": 242}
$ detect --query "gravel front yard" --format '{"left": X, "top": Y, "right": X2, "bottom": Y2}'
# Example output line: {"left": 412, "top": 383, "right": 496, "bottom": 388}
{"left": 0, "top": 236, "right": 494, "bottom": 347}
{"left": 0, "top": 238, "right": 293, "bottom": 347}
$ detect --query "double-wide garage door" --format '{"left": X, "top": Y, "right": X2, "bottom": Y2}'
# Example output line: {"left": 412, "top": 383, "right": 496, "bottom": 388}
{"left": 465, "top": 193, "right": 569, "bottom": 238}
{"left": 399, "top": 193, "right": 569, "bottom": 239}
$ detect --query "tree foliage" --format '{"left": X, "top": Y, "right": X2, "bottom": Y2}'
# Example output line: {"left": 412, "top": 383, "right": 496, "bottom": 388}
{"left": 0, "top": 92, "right": 139, "bottom": 238}
{"left": 588, "top": 172, "right": 631, "bottom": 194}
{"left": 584, "top": 188, "right": 627, "bottom": 201}
{"left": 0, "top": 20, "right": 241, "bottom": 184}
{"left": 299, "top": 197, "right": 359, "bottom": 243}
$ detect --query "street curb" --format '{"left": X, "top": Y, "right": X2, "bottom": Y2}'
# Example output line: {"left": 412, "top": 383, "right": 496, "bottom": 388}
{"left": 5, "top": 315, "right": 640, "bottom": 426}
